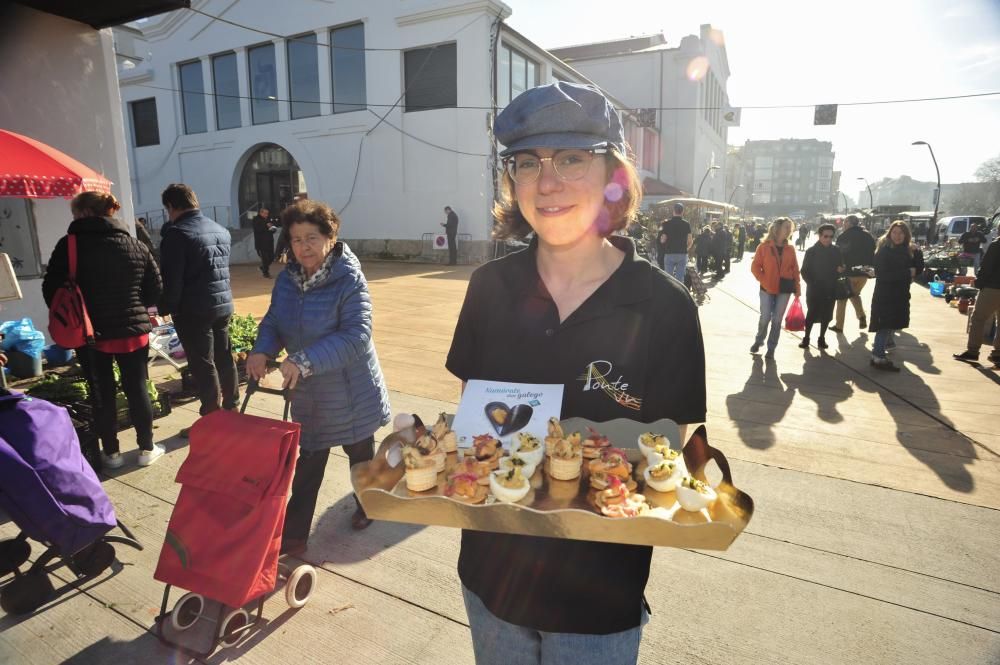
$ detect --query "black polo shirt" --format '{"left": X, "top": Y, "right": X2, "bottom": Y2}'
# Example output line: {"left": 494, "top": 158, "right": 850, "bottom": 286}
{"left": 446, "top": 235, "right": 706, "bottom": 634}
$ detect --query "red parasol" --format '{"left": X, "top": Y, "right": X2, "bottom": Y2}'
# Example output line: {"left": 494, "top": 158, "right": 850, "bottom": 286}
{"left": 0, "top": 129, "right": 113, "bottom": 199}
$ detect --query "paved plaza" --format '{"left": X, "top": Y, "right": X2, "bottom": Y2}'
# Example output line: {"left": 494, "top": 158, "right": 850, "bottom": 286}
{"left": 2, "top": 251, "right": 999, "bottom": 664}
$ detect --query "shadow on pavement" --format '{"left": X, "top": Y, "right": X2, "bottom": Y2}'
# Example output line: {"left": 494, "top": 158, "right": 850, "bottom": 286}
{"left": 725, "top": 356, "right": 796, "bottom": 450}
{"left": 780, "top": 349, "right": 854, "bottom": 423}
{"left": 60, "top": 632, "right": 179, "bottom": 665}
{"left": 305, "top": 493, "right": 425, "bottom": 566}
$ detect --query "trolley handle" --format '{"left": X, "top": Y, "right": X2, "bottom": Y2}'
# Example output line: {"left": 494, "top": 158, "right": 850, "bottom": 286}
{"left": 240, "top": 359, "right": 291, "bottom": 420}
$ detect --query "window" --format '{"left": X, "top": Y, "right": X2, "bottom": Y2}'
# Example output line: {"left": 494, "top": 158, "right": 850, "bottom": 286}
{"left": 179, "top": 60, "right": 207, "bottom": 134}
{"left": 498, "top": 44, "right": 540, "bottom": 105}
{"left": 287, "top": 34, "right": 320, "bottom": 119}
{"left": 331, "top": 23, "right": 366, "bottom": 113}
{"left": 404, "top": 43, "right": 456, "bottom": 112}
{"left": 212, "top": 52, "right": 241, "bottom": 130}
{"left": 249, "top": 43, "right": 278, "bottom": 124}
{"left": 129, "top": 98, "right": 159, "bottom": 146}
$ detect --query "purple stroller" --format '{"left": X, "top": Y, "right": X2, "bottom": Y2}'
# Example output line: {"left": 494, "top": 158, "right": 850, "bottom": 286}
{"left": 0, "top": 389, "right": 142, "bottom": 614}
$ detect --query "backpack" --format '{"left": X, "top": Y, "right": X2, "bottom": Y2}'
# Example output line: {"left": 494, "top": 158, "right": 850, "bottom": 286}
{"left": 48, "top": 235, "right": 95, "bottom": 349}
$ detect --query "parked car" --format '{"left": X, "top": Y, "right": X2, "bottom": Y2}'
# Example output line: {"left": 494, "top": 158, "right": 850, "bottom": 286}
{"left": 935, "top": 215, "right": 988, "bottom": 243}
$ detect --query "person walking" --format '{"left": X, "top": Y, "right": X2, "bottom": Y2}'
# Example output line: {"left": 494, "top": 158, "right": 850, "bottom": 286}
{"left": 443, "top": 206, "right": 459, "bottom": 265}
{"left": 247, "top": 199, "right": 390, "bottom": 544}
{"left": 695, "top": 226, "right": 714, "bottom": 274}
{"left": 734, "top": 222, "right": 746, "bottom": 262}
{"left": 657, "top": 201, "right": 692, "bottom": 282}
{"left": 831, "top": 215, "right": 876, "bottom": 333}
{"left": 134, "top": 217, "right": 157, "bottom": 261}
{"left": 158, "top": 184, "right": 240, "bottom": 429}
{"left": 796, "top": 223, "right": 809, "bottom": 250}
{"left": 253, "top": 207, "right": 278, "bottom": 278}
{"left": 798, "top": 223, "right": 844, "bottom": 350}
{"left": 712, "top": 223, "right": 732, "bottom": 277}
{"left": 958, "top": 221, "right": 988, "bottom": 275}
{"left": 750, "top": 217, "right": 801, "bottom": 358}
{"left": 42, "top": 192, "right": 164, "bottom": 468}
{"left": 869, "top": 220, "right": 915, "bottom": 371}
{"left": 954, "top": 234, "right": 1000, "bottom": 367}
{"left": 448, "top": 82, "right": 706, "bottom": 665}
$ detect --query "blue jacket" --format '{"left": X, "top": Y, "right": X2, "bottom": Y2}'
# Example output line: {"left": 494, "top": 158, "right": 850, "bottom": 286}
{"left": 159, "top": 209, "right": 234, "bottom": 321}
{"left": 251, "top": 243, "right": 390, "bottom": 450}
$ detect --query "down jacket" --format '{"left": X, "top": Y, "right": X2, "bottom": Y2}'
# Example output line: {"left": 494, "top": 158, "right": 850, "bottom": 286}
{"left": 42, "top": 216, "right": 162, "bottom": 342}
{"left": 251, "top": 242, "right": 390, "bottom": 450}
{"left": 159, "top": 209, "right": 233, "bottom": 321}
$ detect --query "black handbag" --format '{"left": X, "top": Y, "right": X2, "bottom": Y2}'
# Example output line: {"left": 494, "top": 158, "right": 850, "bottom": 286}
{"left": 834, "top": 276, "right": 854, "bottom": 300}
{"left": 779, "top": 277, "right": 796, "bottom": 294}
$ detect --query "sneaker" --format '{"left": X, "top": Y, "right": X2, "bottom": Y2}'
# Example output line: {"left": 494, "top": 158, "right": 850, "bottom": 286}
{"left": 138, "top": 444, "right": 165, "bottom": 467}
{"left": 953, "top": 350, "right": 979, "bottom": 362}
{"left": 102, "top": 452, "right": 125, "bottom": 470}
{"left": 859, "top": 316, "right": 867, "bottom": 329}
{"left": 870, "top": 357, "right": 900, "bottom": 372}
{"left": 817, "top": 337, "right": 829, "bottom": 349}
{"left": 798, "top": 338, "right": 810, "bottom": 349}
{"left": 750, "top": 343, "right": 762, "bottom": 354}
{"left": 829, "top": 326, "right": 844, "bottom": 333}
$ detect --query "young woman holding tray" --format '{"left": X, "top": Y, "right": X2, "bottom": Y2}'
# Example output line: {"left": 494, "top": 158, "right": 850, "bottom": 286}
{"left": 446, "top": 82, "right": 707, "bottom": 665}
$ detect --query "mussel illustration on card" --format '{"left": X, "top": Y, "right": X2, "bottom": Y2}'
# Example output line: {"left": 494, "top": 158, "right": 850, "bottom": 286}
{"left": 484, "top": 401, "right": 534, "bottom": 437}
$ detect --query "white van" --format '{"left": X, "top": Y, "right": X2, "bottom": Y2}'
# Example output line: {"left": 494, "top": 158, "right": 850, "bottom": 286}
{"left": 936, "top": 215, "right": 988, "bottom": 243}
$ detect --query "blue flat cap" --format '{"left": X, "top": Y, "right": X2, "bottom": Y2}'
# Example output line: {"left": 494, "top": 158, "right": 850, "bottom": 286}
{"left": 494, "top": 82, "right": 625, "bottom": 157}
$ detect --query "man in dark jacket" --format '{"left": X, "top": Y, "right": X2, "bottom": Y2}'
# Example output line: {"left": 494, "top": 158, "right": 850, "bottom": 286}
{"left": 712, "top": 223, "right": 732, "bottom": 277}
{"left": 831, "top": 215, "right": 876, "bottom": 332}
{"left": 954, "top": 236, "right": 1000, "bottom": 367}
{"left": 442, "top": 206, "right": 459, "bottom": 265}
{"left": 252, "top": 207, "right": 277, "bottom": 278}
{"left": 159, "top": 183, "right": 239, "bottom": 424}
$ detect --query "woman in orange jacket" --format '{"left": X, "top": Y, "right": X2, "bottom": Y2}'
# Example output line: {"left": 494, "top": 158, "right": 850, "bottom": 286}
{"left": 750, "top": 217, "right": 801, "bottom": 358}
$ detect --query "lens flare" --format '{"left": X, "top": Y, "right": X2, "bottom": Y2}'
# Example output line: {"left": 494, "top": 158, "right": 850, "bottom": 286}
{"left": 594, "top": 207, "right": 612, "bottom": 235}
{"left": 604, "top": 182, "right": 624, "bottom": 203}
{"left": 686, "top": 56, "right": 709, "bottom": 81}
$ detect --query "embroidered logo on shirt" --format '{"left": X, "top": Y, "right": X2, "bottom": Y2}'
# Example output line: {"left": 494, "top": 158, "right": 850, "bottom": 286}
{"left": 578, "top": 360, "right": 641, "bottom": 411}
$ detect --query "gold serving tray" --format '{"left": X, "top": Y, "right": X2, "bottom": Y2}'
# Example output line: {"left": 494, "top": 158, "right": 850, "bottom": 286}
{"left": 351, "top": 418, "right": 754, "bottom": 550}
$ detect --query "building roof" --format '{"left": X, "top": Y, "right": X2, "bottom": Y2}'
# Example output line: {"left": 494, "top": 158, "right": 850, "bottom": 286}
{"left": 14, "top": 0, "right": 190, "bottom": 29}
{"left": 548, "top": 34, "right": 669, "bottom": 61}
{"left": 642, "top": 177, "right": 687, "bottom": 197}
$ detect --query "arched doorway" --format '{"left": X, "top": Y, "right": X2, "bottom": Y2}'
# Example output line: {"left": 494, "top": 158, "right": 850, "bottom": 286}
{"left": 237, "top": 143, "right": 306, "bottom": 227}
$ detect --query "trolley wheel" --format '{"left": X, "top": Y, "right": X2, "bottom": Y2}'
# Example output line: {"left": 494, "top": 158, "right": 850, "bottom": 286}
{"left": 169, "top": 592, "right": 204, "bottom": 632}
{"left": 73, "top": 541, "right": 116, "bottom": 577}
{"left": 284, "top": 564, "right": 317, "bottom": 609}
{"left": 218, "top": 607, "right": 250, "bottom": 647}
{"left": 0, "top": 573, "right": 55, "bottom": 615}
{"left": 0, "top": 539, "right": 31, "bottom": 577}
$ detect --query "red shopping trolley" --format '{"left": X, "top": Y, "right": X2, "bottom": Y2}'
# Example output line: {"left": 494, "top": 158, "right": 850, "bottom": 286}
{"left": 153, "top": 380, "right": 315, "bottom": 656}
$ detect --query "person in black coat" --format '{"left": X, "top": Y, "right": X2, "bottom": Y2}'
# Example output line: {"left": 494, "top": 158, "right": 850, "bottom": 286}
{"left": 694, "top": 226, "right": 714, "bottom": 273}
{"left": 159, "top": 183, "right": 239, "bottom": 421}
{"left": 734, "top": 223, "right": 746, "bottom": 262}
{"left": 869, "top": 220, "right": 915, "bottom": 371}
{"left": 832, "top": 215, "right": 877, "bottom": 332}
{"left": 712, "top": 223, "right": 732, "bottom": 277}
{"left": 798, "top": 223, "right": 844, "bottom": 349}
{"left": 252, "top": 207, "right": 277, "bottom": 278}
{"left": 442, "top": 206, "right": 459, "bottom": 266}
{"left": 42, "top": 191, "right": 164, "bottom": 468}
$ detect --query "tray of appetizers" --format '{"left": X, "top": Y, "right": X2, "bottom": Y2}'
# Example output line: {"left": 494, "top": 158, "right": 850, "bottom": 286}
{"left": 351, "top": 414, "right": 754, "bottom": 550}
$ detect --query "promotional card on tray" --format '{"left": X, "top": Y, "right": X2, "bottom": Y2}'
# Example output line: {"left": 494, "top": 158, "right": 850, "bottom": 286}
{"left": 450, "top": 380, "right": 564, "bottom": 448}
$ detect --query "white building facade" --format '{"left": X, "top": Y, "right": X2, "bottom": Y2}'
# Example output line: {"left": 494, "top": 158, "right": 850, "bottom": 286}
{"left": 117, "top": 0, "right": 659, "bottom": 263}
{"left": 550, "top": 27, "right": 736, "bottom": 203}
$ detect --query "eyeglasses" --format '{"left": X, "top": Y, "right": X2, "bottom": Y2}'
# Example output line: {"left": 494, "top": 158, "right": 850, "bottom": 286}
{"left": 503, "top": 149, "right": 607, "bottom": 185}
{"left": 821, "top": 234, "right": 834, "bottom": 239}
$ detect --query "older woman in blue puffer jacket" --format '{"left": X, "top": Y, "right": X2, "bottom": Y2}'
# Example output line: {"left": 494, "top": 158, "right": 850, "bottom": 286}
{"left": 247, "top": 199, "right": 390, "bottom": 547}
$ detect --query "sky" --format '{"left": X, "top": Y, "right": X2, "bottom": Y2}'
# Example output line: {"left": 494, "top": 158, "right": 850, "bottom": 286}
{"left": 506, "top": 0, "right": 1000, "bottom": 203}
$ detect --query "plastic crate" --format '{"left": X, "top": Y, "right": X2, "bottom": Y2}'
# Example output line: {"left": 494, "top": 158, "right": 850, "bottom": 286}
{"left": 70, "top": 392, "right": 172, "bottom": 433}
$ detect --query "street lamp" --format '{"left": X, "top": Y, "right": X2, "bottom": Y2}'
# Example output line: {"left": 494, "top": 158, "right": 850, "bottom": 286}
{"left": 727, "top": 185, "right": 743, "bottom": 222}
{"left": 856, "top": 177, "right": 873, "bottom": 210}
{"left": 697, "top": 165, "right": 720, "bottom": 199}
{"left": 837, "top": 190, "right": 849, "bottom": 213}
{"left": 912, "top": 140, "right": 941, "bottom": 228}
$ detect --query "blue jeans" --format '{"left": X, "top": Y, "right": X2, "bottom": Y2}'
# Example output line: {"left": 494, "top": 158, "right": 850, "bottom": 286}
{"left": 754, "top": 290, "right": 791, "bottom": 352}
{"left": 873, "top": 329, "right": 892, "bottom": 359}
{"left": 662, "top": 253, "right": 688, "bottom": 283}
{"left": 462, "top": 585, "right": 647, "bottom": 665}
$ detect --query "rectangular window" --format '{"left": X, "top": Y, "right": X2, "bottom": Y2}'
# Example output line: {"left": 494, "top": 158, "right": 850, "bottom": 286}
{"left": 331, "top": 23, "right": 367, "bottom": 113}
{"left": 288, "top": 33, "right": 320, "bottom": 119}
{"left": 179, "top": 60, "right": 207, "bottom": 134}
{"left": 404, "top": 43, "right": 457, "bottom": 112}
{"left": 249, "top": 43, "right": 278, "bottom": 124}
{"left": 499, "top": 46, "right": 510, "bottom": 105}
{"left": 212, "top": 52, "right": 241, "bottom": 130}
{"left": 129, "top": 98, "right": 159, "bottom": 147}
{"left": 498, "top": 44, "right": 539, "bottom": 106}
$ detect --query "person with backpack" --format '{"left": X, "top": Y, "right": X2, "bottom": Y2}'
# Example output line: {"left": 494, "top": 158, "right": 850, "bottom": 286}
{"left": 42, "top": 192, "right": 163, "bottom": 468}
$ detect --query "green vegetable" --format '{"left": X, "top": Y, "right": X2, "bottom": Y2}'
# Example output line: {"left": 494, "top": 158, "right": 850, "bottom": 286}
{"left": 228, "top": 314, "right": 259, "bottom": 352}
{"left": 26, "top": 374, "right": 89, "bottom": 402}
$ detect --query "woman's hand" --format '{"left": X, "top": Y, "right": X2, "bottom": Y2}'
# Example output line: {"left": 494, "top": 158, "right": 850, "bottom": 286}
{"left": 246, "top": 353, "right": 269, "bottom": 381}
{"left": 280, "top": 359, "right": 301, "bottom": 390}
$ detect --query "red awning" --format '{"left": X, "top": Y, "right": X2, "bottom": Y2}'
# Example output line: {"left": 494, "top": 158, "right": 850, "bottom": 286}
{"left": 0, "top": 129, "right": 113, "bottom": 199}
